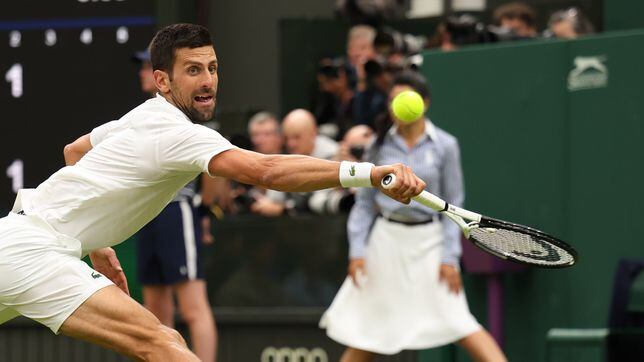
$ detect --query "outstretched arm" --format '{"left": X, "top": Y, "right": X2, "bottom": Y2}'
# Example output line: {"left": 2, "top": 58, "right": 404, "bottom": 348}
{"left": 64, "top": 134, "right": 92, "bottom": 166}
{"left": 208, "top": 148, "right": 425, "bottom": 204}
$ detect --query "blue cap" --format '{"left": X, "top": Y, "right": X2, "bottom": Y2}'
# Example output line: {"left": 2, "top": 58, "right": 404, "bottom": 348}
{"left": 131, "top": 49, "right": 151, "bottom": 63}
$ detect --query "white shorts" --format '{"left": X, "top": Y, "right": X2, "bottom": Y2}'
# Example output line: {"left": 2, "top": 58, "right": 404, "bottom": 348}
{"left": 0, "top": 213, "right": 113, "bottom": 334}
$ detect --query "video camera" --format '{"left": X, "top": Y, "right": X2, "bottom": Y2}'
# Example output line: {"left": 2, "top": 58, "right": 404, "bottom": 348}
{"left": 374, "top": 27, "right": 427, "bottom": 56}
{"left": 445, "top": 14, "right": 532, "bottom": 46}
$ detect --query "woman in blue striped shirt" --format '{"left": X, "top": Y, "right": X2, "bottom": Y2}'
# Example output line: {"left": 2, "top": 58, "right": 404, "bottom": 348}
{"left": 321, "top": 71, "right": 506, "bottom": 362}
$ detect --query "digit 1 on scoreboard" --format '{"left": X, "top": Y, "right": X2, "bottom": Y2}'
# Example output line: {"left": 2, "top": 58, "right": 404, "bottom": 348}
{"left": 6, "top": 159, "right": 24, "bottom": 193}
{"left": 5, "top": 63, "right": 23, "bottom": 98}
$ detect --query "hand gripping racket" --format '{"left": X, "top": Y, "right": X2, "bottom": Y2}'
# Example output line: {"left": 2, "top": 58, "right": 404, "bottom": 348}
{"left": 381, "top": 174, "right": 578, "bottom": 268}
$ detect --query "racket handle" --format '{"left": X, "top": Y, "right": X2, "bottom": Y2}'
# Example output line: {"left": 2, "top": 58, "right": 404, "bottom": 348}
{"left": 380, "top": 173, "right": 447, "bottom": 212}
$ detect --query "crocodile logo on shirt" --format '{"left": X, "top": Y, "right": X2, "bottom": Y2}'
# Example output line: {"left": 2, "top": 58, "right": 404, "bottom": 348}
{"left": 91, "top": 272, "right": 102, "bottom": 279}
{"left": 349, "top": 164, "right": 356, "bottom": 176}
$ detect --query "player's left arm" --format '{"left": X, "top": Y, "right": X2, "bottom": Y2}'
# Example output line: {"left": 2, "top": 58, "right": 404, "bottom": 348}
{"left": 89, "top": 247, "right": 130, "bottom": 295}
{"left": 63, "top": 134, "right": 92, "bottom": 166}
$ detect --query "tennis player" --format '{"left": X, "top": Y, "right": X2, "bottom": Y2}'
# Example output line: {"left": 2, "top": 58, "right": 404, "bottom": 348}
{"left": 0, "top": 24, "right": 426, "bottom": 361}
{"left": 320, "top": 71, "right": 507, "bottom": 362}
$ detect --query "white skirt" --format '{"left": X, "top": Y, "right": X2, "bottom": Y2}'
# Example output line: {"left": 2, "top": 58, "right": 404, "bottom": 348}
{"left": 320, "top": 217, "right": 481, "bottom": 355}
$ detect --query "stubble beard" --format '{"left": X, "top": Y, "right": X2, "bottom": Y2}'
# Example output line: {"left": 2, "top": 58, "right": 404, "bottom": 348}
{"left": 170, "top": 90, "right": 215, "bottom": 124}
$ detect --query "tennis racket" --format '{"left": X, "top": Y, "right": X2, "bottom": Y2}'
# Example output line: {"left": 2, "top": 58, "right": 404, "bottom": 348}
{"left": 381, "top": 174, "right": 578, "bottom": 268}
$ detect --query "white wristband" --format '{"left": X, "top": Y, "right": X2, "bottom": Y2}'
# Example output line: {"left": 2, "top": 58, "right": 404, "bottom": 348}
{"left": 339, "top": 161, "right": 374, "bottom": 188}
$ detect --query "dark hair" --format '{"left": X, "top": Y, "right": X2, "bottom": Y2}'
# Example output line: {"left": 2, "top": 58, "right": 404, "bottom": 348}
{"left": 149, "top": 23, "right": 213, "bottom": 75}
{"left": 493, "top": 2, "right": 536, "bottom": 28}
{"left": 392, "top": 70, "right": 430, "bottom": 100}
{"left": 374, "top": 70, "right": 430, "bottom": 146}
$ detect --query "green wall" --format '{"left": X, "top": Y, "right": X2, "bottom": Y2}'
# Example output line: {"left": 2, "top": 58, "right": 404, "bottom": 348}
{"left": 604, "top": 0, "right": 644, "bottom": 31}
{"left": 420, "top": 30, "right": 644, "bottom": 362}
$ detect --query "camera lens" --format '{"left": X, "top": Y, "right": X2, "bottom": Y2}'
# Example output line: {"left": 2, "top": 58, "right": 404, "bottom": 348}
{"left": 349, "top": 145, "right": 365, "bottom": 160}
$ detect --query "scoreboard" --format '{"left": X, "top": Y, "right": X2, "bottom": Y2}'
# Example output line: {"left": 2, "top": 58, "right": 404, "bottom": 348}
{"left": 1, "top": 0, "right": 155, "bottom": 211}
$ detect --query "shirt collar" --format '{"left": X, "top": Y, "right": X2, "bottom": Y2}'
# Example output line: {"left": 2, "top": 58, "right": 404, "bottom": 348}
{"left": 153, "top": 93, "right": 192, "bottom": 122}
{"left": 387, "top": 118, "right": 438, "bottom": 143}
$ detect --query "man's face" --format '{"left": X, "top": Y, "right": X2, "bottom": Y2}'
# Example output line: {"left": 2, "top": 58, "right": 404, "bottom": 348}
{"left": 159, "top": 46, "right": 218, "bottom": 123}
{"left": 551, "top": 20, "right": 577, "bottom": 39}
{"left": 250, "top": 121, "right": 283, "bottom": 154}
{"left": 347, "top": 37, "right": 375, "bottom": 67}
{"left": 283, "top": 126, "right": 316, "bottom": 156}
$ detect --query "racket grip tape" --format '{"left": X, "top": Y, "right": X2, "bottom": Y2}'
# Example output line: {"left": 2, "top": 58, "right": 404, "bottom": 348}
{"left": 380, "top": 173, "right": 447, "bottom": 212}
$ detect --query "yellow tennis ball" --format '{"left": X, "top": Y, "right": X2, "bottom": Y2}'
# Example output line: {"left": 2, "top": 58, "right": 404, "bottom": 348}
{"left": 391, "top": 90, "right": 425, "bottom": 123}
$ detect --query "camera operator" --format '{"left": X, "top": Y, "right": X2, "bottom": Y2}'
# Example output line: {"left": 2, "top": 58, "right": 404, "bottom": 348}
{"left": 353, "top": 27, "right": 425, "bottom": 128}
{"left": 430, "top": 14, "right": 496, "bottom": 50}
{"left": 373, "top": 27, "right": 426, "bottom": 67}
{"left": 492, "top": 2, "right": 538, "bottom": 39}
{"left": 308, "top": 125, "right": 375, "bottom": 215}
{"left": 346, "top": 25, "right": 378, "bottom": 92}
{"left": 313, "top": 57, "right": 356, "bottom": 140}
{"left": 429, "top": 10, "right": 539, "bottom": 51}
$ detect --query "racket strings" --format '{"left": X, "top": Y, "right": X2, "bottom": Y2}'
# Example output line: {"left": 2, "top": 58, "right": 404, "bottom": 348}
{"left": 469, "top": 227, "right": 576, "bottom": 267}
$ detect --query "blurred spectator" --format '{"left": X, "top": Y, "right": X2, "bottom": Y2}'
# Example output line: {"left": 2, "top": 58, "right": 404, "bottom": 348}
{"left": 314, "top": 58, "right": 356, "bottom": 139}
{"left": 313, "top": 25, "right": 380, "bottom": 139}
{"left": 132, "top": 50, "right": 156, "bottom": 96}
{"left": 428, "top": 22, "right": 457, "bottom": 52}
{"left": 205, "top": 133, "right": 256, "bottom": 216}
{"left": 335, "top": 0, "right": 405, "bottom": 26}
{"left": 309, "top": 125, "right": 375, "bottom": 215}
{"left": 336, "top": 124, "right": 374, "bottom": 163}
{"left": 346, "top": 25, "right": 377, "bottom": 92}
{"left": 353, "top": 58, "right": 392, "bottom": 128}
{"left": 247, "top": 111, "right": 284, "bottom": 154}
{"left": 373, "top": 27, "right": 427, "bottom": 62}
{"left": 493, "top": 2, "right": 538, "bottom": 39}
{"left": 283, "top": 109, "right": 339, "bottom": 159}
{"left": 248, "top": 187, "right": 284, "bottom": 217}
{"left": 252, "top": 109, "right": 339, "bottom": 217}
{"left": 428, "top": 15, "right": 495, "bottom": 51}
{"left": 203, "top": 175, "right": 249, "bottom": 216}
{"left": 546, "top": 7, "right": 595, "bottom": 39}
{"left": 241, "top": 112, "right": 287, "bottom": 217}
{"left": 353, "top": 26, "right": 428, "bottom": 127}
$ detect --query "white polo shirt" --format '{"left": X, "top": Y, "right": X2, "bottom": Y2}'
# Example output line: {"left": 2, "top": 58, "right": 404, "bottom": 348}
{"left": 15, "top": 94, "right": 234, "bottom": 255}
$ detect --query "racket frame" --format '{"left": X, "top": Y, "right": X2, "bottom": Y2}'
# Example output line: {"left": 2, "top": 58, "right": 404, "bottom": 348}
{"left": 380, "top": 173, "right": 577, "bottom": 267}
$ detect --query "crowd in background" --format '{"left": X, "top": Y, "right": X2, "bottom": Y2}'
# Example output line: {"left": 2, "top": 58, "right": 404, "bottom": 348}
{"left": 205, "top": 1, "right": 595, "bottom": 221}
{"left": 121, "top": 3, "right": 599, "bottom": 359}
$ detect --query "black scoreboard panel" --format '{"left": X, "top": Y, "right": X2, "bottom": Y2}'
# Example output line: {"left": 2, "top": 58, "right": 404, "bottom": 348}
{"left": 1, "top": 0, "right": 155, "bottom": 211}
